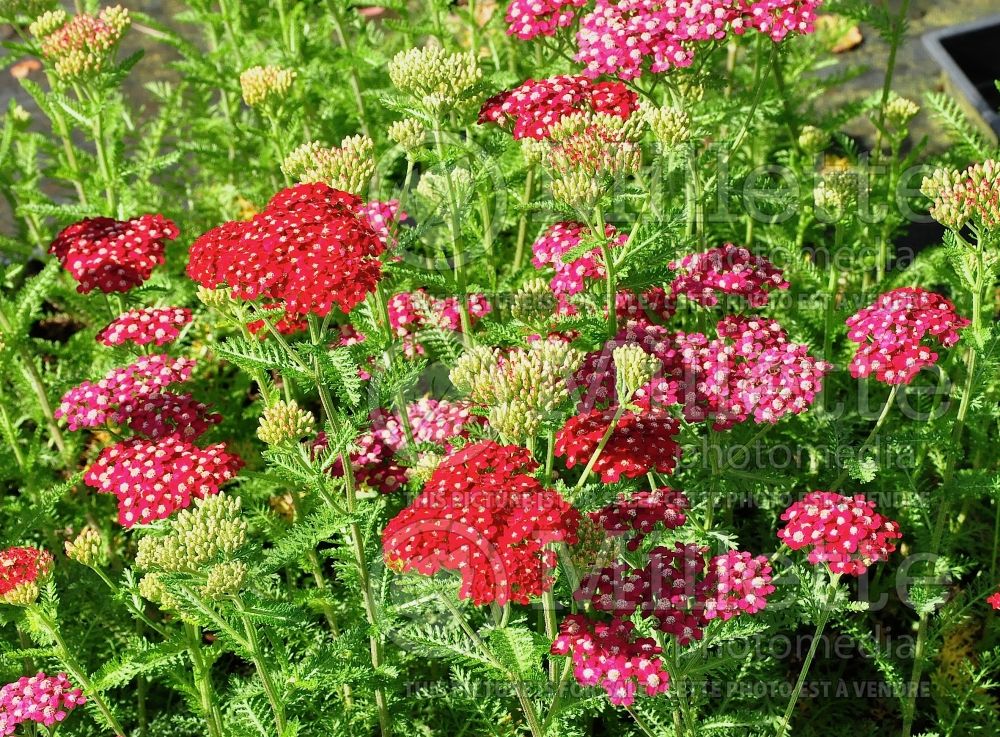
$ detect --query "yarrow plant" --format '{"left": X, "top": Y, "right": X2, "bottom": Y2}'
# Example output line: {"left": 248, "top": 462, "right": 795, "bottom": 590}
{"left": 1, "top": 1, "right": 997, "bottom": 736}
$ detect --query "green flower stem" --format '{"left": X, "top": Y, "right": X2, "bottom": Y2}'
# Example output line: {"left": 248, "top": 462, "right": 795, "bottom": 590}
{"left": 775, "top": 574, "right": 841, "bottom": 737}
{"left": 542, "top": 587, "right": 558, "bottom": 682}
{"left": 625, "top": 706, "right": 658, "bottom": 737}
{"left": 327, "top": 0, "right": 370, "bottom": 138}
{"left": 770, "top": 50, "right": 800, "bottom": 152}
{"left": 723, "top": 38, "right": 775, "bottom": 170}
{"left": 685, "top": 141, "right": 704, "bottom": 248}
{"left": 542, "top": 657, "right": 573, "bottom": 731}
{"left": 89, "top": 565, "right": 169, "bottom": 637}
{"left": 436, "top": 594, "right": 545, "bottom": 737}
{"left": 573, "top": 404, "right": 627, "bottom": 493}
{"left": 0, "top": 391, "right": 26, "bottom": 470}
{"left": 822, "top": 223, "right": 843, "bottom": 366}
{"left": 593, "top": 206, "right": 617, "bottom": 336}
{"left": 305, "top": 316, "right": 393, "bottom": 737}
{"left": 513, "top": 166, "right": 536, "bottom": 271}
{"left": 217, "top": 0, "right": 245, "bottom": 68}
{"left": 872, "top": 0, "right": 912, "bottom": 163}
{"left": 184, "top": 623, "right": 224, "bottom": 737}
{"left": 35, "top": 610, "right": 125, "bottom": 737}
{"left": 233, "top": 596, "right": 287, "bottom": 735}
{"left": 704, "top": 426, "right": 720, "bottom": 529}
{"left": 830, "top": 384, "right": 899, "bottom": 492}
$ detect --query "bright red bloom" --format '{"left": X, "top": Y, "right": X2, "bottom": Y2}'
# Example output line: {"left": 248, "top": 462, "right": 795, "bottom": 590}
{"left": 551, "top": 614, "right": 669, "bottom": 706}
{"left": 96, "top": 307, "right": 192, "bottom": 347}
{"left": 591, "top": 488, "right": 688, "bottom": 550}
{"left": 382, "top": 440, "right": 581, "bottom": 605}
{"left": 845, "top": 287, "right": 969, "bottom": 385}
{"left": 0, "top": 672, "right": 85, "bottom": 733}
{"left": 778, "top": 491, "right": 902, "bottom": 576}
{"left": 478, "top": 75, "right": 638, "bottom": 140}
{"left": 668, "top": 244, "right": 788, "bottom": 307}
{"left": 0, "top": 547, "right": 53, "bottom": 604}
{"left": 84, "top": 436, "right": 243, "bottom": 527}
{"left": 187, "top": 183, "right": 384, "bottom": 320}
{"left": 988, "top": 591, "right": 1000, "bottom": 610}
{"left": 555, "top": 406, "right": 681, "bottom": 483}
{"left": 48, "top": 214, "right": 178, "bottom": 293}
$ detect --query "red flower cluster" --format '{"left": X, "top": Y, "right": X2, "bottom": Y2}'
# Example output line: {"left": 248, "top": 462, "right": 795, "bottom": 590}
{"left": 531, "top": 221, "right": 628, "bottom": 296}
{"left": 478, "top": 75, "right": 638, "bottom": 140}
{"left": 0, "top": 672, "right": 85, "bottom": 735}
{"left": 845, "top": 287, "right": 969, "bottom": 385}
{"left": 551, "top": 615, "right": 669, "bottom": 706}
{"left": 116, "top": 392, "right": 221, "bottom": 441}
{"left": 382, "top": 441, "right": 581, "bottom": 605}
{"left": 96, "top": 307, "right": 192, "bottom": 347}
{"left": 576, "top": 542, "right": 775, "bottom": 645}
{"left": 615, "top": 287, "right": 676, "bottom": 325}
{"left": 668, "top": 244, "right": 788, "bottom": 307}
{"left": 778, "top": 491, "right": 902, "bottom": 576}
{"left": 555, "top": 405, "right": 681, "bottom": 484}
{"left": 84, "top": 436, "right": 243, "bottom": 527}
{"left": 591, "top": 487, "right": 688, "bottom": 550}
{"left": 506, "top": 0, "right": 588, "bottom": 40}
{"left": 187, "top": 183, "right": 384, "bottom": 320}
{"left": 0, "top": 547, "right": 53, "bottom": 605}
{"left": 575, "top": 0, "right": 821, "bottom": 79}
{"left": 988, "top": 591, "right": 1000, "bottom": 610}
{"left": 48, "top": 214, "right": 178, "bottom": 293}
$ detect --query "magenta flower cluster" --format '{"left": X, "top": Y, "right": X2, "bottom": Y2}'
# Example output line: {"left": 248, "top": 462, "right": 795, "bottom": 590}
{"left": 0, "top": 672, "right": 85, "bottom": 735}
{"left": 668, "top": 243, "right": 789, "bottom": 307}
{"left": 96, "top": 306, "right": 192, "bottom": 347}
{"left": 532, "top": 221, "right": 628, "bottom": 297}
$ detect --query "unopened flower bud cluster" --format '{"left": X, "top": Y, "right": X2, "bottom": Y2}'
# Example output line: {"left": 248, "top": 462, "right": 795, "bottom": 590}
{"left": 240, "top": 65, "right": 296, "bottom": 108}
{"left": 388, "top": 45, "right": 481, "bottom": 112}
{"left": 32, "top": 5, "right": 130, "bottom": 80}
{"left": 257, "top": 400, "right": 316, "bottom": 445}
{"left": 282, "top": 136, "right": 376, "bottom": 194}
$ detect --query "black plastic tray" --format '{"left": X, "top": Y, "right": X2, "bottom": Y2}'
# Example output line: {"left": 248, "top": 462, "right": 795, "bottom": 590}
{"left": 923, "top": 14, "right": 1000, "bottom": 140}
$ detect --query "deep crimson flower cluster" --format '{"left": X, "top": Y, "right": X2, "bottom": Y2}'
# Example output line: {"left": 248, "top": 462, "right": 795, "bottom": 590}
{"left": 615, "top": 287, "right": 676, "bottom": 325}
{"left": 187, "top": 183, "right": 384, "bottom": 320}
{"left": 84, "top": 436, "right": 243, "bottom": 527}
{"left": 668, "top": 244, "right": 789, "bottom": 307}
{"left": 329, "top": 399, "right": 483, "bottom": 493}
{"left": 478, "top": 75, "right": 638, "bottom": 139}
{"left": 382, "top": 441, "right": 581, "bottom": 605}
{"left": 551, "top": 614, "right": 669, "bottom": 706}
{"left": 48, "top": 214, "right": 178, "bottom": 293}
{"left": 0, "top": 672, "right": 85, "bottom": 735}
{"left": 845, "top": 287, "right": 969, "bottom": 385}
{"left": 778, "top": 491, "right": 902, "bottom": 576}
{"left": 387, "top": 290, "right": 492, "bottom": 355}
{"left": 575, "top": 542, "right": 775, "bottom": 644}
{"left": 116, "top": 392, "right": 221, "bottom": 441}
{"left": 506, "top": 0, "right": 588, "bottom": 40}
{"left": 0, "top": 547, "right": 53, "bottom": 603}
{"left": 531, "top": 221, "right": 628, "bottom": 296}
{"left": 591, "top": 487, "right": 688, "bottom": 550}
{"left": 675, "top": 315, "right": 830, "bottom": 428}
{"left": 96, "top": 307, "right": 192, "bottom": 347}
{"left": 555, "top": 405, "right": 681, "bottom": 483}
{"left": 575, "top": 0, "right": 821, "bottom": 79}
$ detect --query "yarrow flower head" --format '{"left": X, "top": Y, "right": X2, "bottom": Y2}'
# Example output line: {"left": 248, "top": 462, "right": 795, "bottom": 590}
{"left": 387, "top": 290, "right": 492, "bottom": 355}
{"left": 921, "top": 159, "right": 1000, "bottom": 233}
{"left": 645, "top": 104, "right": 690, "bottom": 147}
{"left": 48, "top": 214, "right": 178, "bottom": 293}
{"left": 187, "top": 183, "right": 385, "bottom": 321}
{"left": 778, "top": 491, "right": 902, "bottom": 576}
{"left": 0, "top": 547, "right": 53, "bottom": 606}
{"left": 0, "top": 672, "right": 85, "bottom": 733}
{"left": 64, "top": 527, "right": 106, "bottom": 567}
{"left": 239, "top": 65, "right": 296, "bottom": 108}
{"left": 555, "top": 405, "right": 681, "bottom": 484}
{"left": 281, "top": 136, "right": 376, "bottom": 194}
{"left": 531, "top": 221, "right": 628, "bottom": 296}
{"left": 551, "top": 614, "right": 670, "bottom": 706}
{"left": 383, "top": 441, "right": 581, "bottom": 605}
{"left": 591, "top": 487, "right": 688, "bottom": 551}
{"left": 988, "top": 591, "right": 1000, "bottom": 610}
{"left": 387, "top": 118, "right": 425, "bottom": 153}
{"left": 845, "top": 287, "right": 969, "bottom": 385}
{"left": 257, "top": 400, "right": 316, "bottom": 445}
{"left": 700, "top": 551, "right": 775, "bottom": 621}
{"left": 84, "top": 436, "right": 243, "bottom": 527}
{"left": 96, "top": 307, "right": 191, "bottom": 347}
{"left": 388, "top": 44, "right": 481, "bottom": 112}
{"left": 505, "top": 0, "right": 587, "bottom": 40}
{"left": 669, "top": 244, "right": 788, "bottom": 307}
{"left": 31, "top": 5, "right": 130, "bottom": 79}
{"left": 478, "top": 75, "right": 638, "bottom": 140}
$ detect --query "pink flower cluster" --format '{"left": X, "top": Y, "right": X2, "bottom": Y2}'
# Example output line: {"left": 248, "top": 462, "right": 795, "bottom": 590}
{"left": 84, "top": 436, "right": 243, "bottom": 527}
{"left": 551, "top": 615, "right": 669, "bottom": 706}
{"left": 575, "top": 0, "right": 822, "bottom": 79}
{"left": 576, "top": 542, "right": 775, "bottom": 644}
{"left": 48, "top": 214, "right": 178, "bottom": 293}
{"left": 96, "top": 306, "right": 192, "bottom": 347}
{"left": 591, "top": 487, "right": 688, "bottom": 550}
{"left": 555, "top": 405, "right": 681, "bottom": 484}
{"left": 359, "top": 199, "right": 407, "bottom": 246}
{"left": 383, "top": 441, "right": 581, "bottom": 605}
{"left": 478, "top": 75, "right": 638, "bottom": 140}
{"left": 532, "top": 221, "right": 628, "bottom": 296}
{"left": 778, "top": 491, "right": 902, "bottom": 576}
{"left": 675, "top": 315, "right": 830, "bottom": 428}
{"left": 615, "top": 287, "right": 676, "bottom": 324}
{"left": 187, "top": 183, "right": 384, "bottom": 321}
{"left": 0, "top": 673, "right": 85, "bottom": 735}
{"left": 506, "top": 0, "right": 588, "bottom": 40}
{"left": 387, "top": 290, "right": 492, "bottom": 355}
{"left": 845, "top": 287, "right": 969, "bottom": 385}
{"left": 330, "top": 398, "right": 482, "bottom": 493}
{"left": 668, "top": 244, "right": 788, "bottom": 307}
